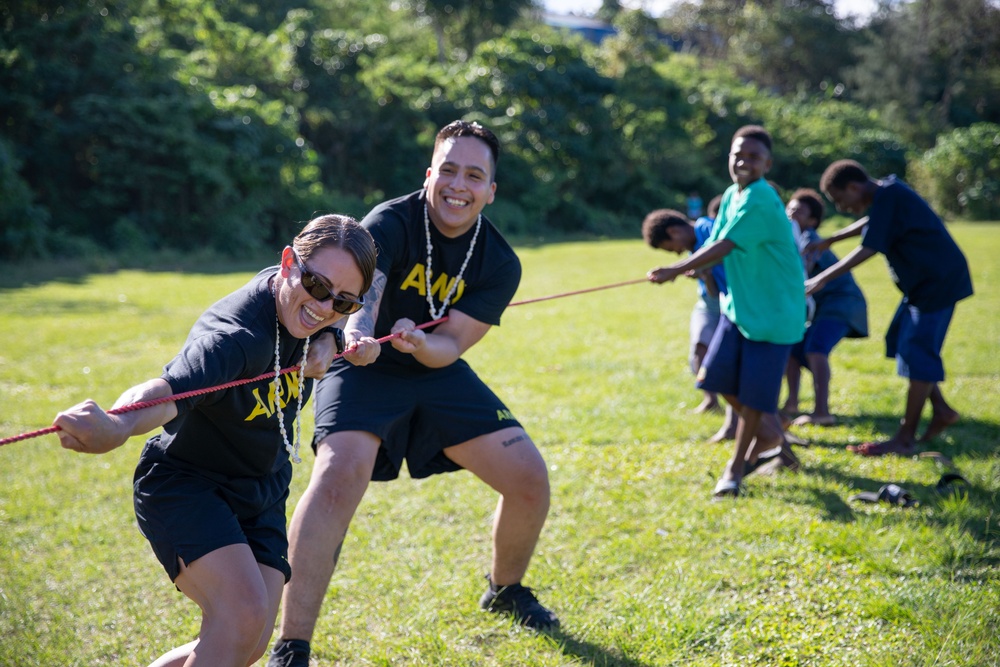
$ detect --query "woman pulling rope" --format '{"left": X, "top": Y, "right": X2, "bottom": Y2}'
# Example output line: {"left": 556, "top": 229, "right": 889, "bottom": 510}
{"left": 51, "top": 214, "right": 376, "bottom": 667}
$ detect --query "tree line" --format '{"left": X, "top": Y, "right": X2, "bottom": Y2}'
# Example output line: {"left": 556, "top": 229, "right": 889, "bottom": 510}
{"left": 2, "top": 0, "right": 998, "bottom": 260}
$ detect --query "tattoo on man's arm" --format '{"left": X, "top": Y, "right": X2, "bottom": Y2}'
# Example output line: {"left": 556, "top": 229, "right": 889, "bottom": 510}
{"left": 350, "top": 271, "right": 386, "bottom": 337}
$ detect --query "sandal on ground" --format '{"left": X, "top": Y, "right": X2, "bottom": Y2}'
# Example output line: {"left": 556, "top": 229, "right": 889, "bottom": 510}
{"left": 755, "top": 452, "right": 801, "bottom": 477}
{"left": 850, "top": 483, "right": 918, "bottom": 507}
{"left": 792, "top": 413, "right": 837, "bottom": 427}
{"left": 919, "top": 451, "right": 955, "bottom": 468}
{"left": 743, "top": 446, "right": 782, "bottom": 476}
{"left": 935, "top": 472, "right": 969, "bottom": 496}
{"left": 712, "top": 478, "right": 741, "bottom": 500}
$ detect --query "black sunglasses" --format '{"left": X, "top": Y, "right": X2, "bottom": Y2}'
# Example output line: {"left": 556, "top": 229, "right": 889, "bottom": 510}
{"left": 292, "top": 251, "right": 365, "bottom": 315}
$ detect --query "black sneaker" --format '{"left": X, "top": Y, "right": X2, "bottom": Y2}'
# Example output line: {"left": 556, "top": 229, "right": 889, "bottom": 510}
{"left": 266, "top": 638, "right": 311, "bottom": 667}
{"left": 479, "top": 576, "right": 560, "bottom": 630}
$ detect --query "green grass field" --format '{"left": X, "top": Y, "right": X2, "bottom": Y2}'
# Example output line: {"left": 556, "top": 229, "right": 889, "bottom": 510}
{"left": 1, "top": 224, "right": 998, "bottom": 666}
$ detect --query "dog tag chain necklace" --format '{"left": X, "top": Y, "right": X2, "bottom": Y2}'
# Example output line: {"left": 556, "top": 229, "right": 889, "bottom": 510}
{"left": 272, "top": 278, "right": 308, "bottom": 464}
{"left": 424, "top": 202, "right": 481, "bottom": 320}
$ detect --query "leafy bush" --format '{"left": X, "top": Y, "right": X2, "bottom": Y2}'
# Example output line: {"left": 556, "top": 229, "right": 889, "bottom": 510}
{"left": 5, "top": 1, "right": 988, "bottom": 256}
{"left": 458, "top": 30, "right": 623, "bottom": 234}
{"left": 908, "top": 123, "right": 1000, "bottom": 221}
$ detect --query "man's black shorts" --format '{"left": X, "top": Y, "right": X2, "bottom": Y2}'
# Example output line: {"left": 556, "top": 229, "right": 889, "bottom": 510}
{"left": 312, "top": 359, "right": 521, "bottom": 480}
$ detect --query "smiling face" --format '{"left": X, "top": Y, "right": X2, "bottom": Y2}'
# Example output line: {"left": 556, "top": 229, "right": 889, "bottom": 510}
{"left": 424, "top": 135, "right": 497, "bottom": 238}
{"left": 728, "top": 136, "right": 772, "bottom": 190}
{"left": 786, "top": 198, "right": 818, "bottom": 230}
{"left": 275, "top": 245, "right": 365, "bottom": 338}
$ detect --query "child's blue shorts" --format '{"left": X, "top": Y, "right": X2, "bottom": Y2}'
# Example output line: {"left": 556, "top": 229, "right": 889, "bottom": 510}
{"left": 885, "top": 301, "right": 954, "bottom": 382}
{"left": 792, "top": 318, "right": 851, "bottom": 368}
{"left": 697, "top": 316, "right": 792, "bottom": 413}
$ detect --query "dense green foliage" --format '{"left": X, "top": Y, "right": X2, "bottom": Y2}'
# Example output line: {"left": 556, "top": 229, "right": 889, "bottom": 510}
{"left": 908, "top": 123, "right": 1000, "bottom": 221}
{"left": 1, "top": 226, "right": 998, "bottom": 665}
{"left": 2, "top": 0, "right": 998, "bottom": 259}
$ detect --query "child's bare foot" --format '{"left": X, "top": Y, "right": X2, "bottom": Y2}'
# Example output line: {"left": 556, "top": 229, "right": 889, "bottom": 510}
{"left": 707, "top": 426, "right": 731, "bottom": 443}
{"left": 778, "top": 408, "right": 798, "bottom": 430}
{"left": 750, "top": 440, "right": 800, "bottom": 476}
{"left": 780, "top": 402, "right": 799, "bottom": 417}
{"left": 783, "top": 431, "right": 810, "bottom": 446}
{"left": 707, "top": 420, "right": 738, "bottom": 443}
{"left": 919, "top": 408, "right": 960, "bottom": 441}
{"left": 847, "top": 438, "right": 916, "bottom": 457}
{"left": 693, "top": 395, "right": 721, "bottom": 414}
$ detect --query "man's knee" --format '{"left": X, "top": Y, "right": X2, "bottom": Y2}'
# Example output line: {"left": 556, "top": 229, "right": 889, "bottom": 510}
{"left": 308, "top": 434, "right": 378, "bottom": 503}
{"left": 503, "top": 451, "right": 550, "bottom": 508}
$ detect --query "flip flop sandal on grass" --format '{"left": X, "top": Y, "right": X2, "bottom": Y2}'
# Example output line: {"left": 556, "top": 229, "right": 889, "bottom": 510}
{"left": 935, "top": 472, "right": 969, "bottom": 496}
{"left": 919, "top": 451, "right": 955, "bottom": 468}
{"left": 850, "top": 483, "right": 918, "bottom": 507}
{"left": 712, "top": 479, "right": 741, "bottom": 500}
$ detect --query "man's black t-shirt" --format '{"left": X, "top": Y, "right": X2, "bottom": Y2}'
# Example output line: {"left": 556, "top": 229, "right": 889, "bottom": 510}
{"left": 362, "top": 190, "right": 521, "bottom": 370}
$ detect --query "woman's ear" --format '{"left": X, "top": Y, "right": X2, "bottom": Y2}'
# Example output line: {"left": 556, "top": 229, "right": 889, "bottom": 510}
{"left": 279, "top": 246, "right": 294, "bottom": 276}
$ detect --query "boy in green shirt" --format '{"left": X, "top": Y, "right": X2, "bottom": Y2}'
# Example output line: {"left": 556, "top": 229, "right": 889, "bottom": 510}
{"left": 648, "top": 125, "right": 806, "bottom": 498}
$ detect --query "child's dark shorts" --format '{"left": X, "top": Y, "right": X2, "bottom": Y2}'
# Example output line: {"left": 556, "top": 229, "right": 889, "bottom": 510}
{"left": 792, "top": 318, "right": 851, "bottom": 367}
{"left": 133, "top": 438, "right": 292, "bottom": 584}
{"left": 697, "top": 316, "right": 792, "bottom": 413}
{"left": 312, "top": 359, "right": 521, "bottom": 481}
{"left": 885, "top": 301, "right": 955, "bottom": 382}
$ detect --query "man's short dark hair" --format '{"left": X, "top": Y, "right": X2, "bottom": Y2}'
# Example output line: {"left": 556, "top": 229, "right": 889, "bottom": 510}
{"left": 435, "top": 120, "right": 501, "bottom": 181}
{"left": 820, "top": 159, "right": 870, "bottom": 193}
{"left": 733, "top": 124, "right": 772, "bottom": 153}
{"left": 641, "top": 208, "right": 690, "bottom": 248}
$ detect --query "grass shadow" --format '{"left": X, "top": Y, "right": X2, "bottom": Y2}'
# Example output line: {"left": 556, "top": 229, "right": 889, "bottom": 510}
{"left": 787, "top": 410, "right": 1000, "bottom": 460}
{"left": 789, "top": 460, "right": 1000, "bottom": 558}
{"left": 544, "top": 629, "right": 656, "bottom": 667}
{"left": 808, "top": 486, "right": 856, "bottom": 522}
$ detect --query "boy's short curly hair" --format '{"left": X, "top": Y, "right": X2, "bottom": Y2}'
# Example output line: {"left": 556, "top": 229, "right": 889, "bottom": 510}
{"left": 733, "top": 124, "right": 772, "bottom": 153}
{"left": 820, "top": 159, "right": 869, "bottom": 193}
{"left": 641, "top": 209, "right": 689, "bottom": 248}
{"left": 789, "top": 188, "right": 825, "bottom": 225}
